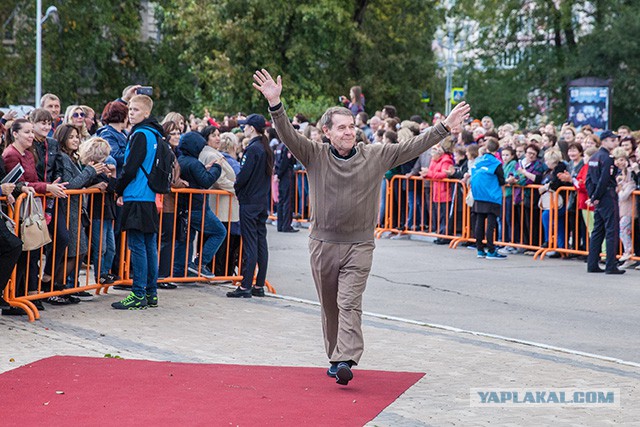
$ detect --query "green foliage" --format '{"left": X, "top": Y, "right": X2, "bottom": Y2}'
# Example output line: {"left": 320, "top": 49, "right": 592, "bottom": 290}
{"left": 290, "top": 95, "right": 334, "bottom": 123}
{"left": 1, "top": 0, "right": 438, "bottom": 119}
{"left": 0, "top": 0, "right": 154, "bottom": 109}
{"left": 453, "top": 0, "right": 640, "bottom": 128}
{"left": 153, "top": 0, "right": 435, "bottom": 118}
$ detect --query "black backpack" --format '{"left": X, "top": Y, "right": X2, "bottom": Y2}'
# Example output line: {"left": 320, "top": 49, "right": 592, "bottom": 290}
{"left": 136, "top": 128, "right": 176, "bottom": 194}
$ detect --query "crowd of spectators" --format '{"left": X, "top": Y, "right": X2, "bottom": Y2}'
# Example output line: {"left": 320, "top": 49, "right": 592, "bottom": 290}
{"left": 0, "top": 86, "right": 638, "bottom": 313}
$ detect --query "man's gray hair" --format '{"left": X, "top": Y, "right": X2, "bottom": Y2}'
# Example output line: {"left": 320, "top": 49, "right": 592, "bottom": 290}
{"left": 318, "top": 106, "right": 354, "bottom": 130}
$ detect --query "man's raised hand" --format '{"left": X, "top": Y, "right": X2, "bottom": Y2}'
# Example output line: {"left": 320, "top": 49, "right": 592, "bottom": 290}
{"left": 443, "top": 101, "right": 471, "bottom": 131}
{"left": 252, "top": 69, "right": 282, "bottom": 107}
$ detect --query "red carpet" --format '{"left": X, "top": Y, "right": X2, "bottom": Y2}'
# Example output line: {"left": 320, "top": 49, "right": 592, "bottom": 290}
{"left": 0, "top": 356, "right": 424, "bottom": 426}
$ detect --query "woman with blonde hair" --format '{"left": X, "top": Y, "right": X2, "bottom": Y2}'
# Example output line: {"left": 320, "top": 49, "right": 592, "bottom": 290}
{"left": 79, "top": 136, "right": 119, "bottom": 285}
{"left": 162, "top": 112, "right": 186, "bottom": 132}
{"left": 81, "top": 105, "right": 99, "bottom": 135}
{"left": 63, "top": 105, "right": 90, "bottom": 141}
{"left": 538, "top": 149, "right": 567, "bottom": 256}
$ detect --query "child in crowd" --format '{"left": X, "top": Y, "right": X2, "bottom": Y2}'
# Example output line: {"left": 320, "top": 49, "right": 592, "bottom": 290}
{"left": 613, "top": 147, "right": 635, "bottom": 268}
{"left": 500, "top": 147, "right": 518, "bottom": 250}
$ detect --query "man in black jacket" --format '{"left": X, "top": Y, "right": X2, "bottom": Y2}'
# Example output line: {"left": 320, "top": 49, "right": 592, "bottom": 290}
{"left": 275, "top": 137, "right": 298, "bottom": 233}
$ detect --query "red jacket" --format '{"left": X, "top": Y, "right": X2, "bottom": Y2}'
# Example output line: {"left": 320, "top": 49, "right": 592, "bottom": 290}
{"left": 423, "top": 153, "right": 453, "bottom": 202}
{"left": 574, "top": 163, "right": 593, "bottom": 211}
{"left": 2, "top": 144, "right": 48, "bottom": 194}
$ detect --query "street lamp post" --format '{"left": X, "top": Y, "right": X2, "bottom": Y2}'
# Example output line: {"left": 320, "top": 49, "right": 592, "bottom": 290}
{"left": 436, "top": 19, "right": 463, "bottom": 116}
{"left": 35, "top": 0, "right": 58, "bottom": 106}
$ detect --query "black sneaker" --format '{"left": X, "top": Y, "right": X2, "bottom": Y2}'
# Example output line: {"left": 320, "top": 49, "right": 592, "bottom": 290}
{"left": 111, "top": 292, "right": 147, "bottom": 310}
{"left": 251, "top": 286, "right": 265, "bottom": 297}
{"left": 74, "top": 291, "right": 94, "bottom": 301}
{"left": 157, "top": 282, "right": 178, "bottom": 289}
{"left": 0, "top": 297, "right": 9, "bottom": 308}
{"left": 146, "top": 294, "right": 158, "bottom": 308}
{"left": 33, "top": 299, "right": 45, "bottom": 310}
{"left": 226, "top": 287, "right": 252, "bottom": 298}
{"left": 46, "top": 296, "right": 72, "bottom": 305}
{"left": 107, "top": 273, "right": 121, "bottom": 282}
{"left": 335, "top": 362, "right": 353, "bottom": 386}
{"left": 2, "top": 307, "right": 25, "bottom": 316}
{"left": 99, "top": 274, "right": 114, "bottom": 285}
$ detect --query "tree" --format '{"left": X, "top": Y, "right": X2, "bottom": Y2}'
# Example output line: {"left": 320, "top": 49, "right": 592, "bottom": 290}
{"left": 0, "top": 1, "right": 155, "bottom": 110}
{"left": 155, "top": 0, "right": 440, "bottom": 118}
{"left": 452, "top": 0, "right": 640, "bottom": 128}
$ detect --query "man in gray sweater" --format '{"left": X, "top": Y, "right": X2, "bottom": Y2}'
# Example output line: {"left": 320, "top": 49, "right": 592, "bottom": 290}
{"left": 253, "top": 69, "right": 470, "bottom": 386}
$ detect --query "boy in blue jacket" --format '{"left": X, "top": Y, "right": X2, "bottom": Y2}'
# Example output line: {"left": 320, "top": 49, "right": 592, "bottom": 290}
{"left": 112, "top": 95, "right": 162, "bottom": 309}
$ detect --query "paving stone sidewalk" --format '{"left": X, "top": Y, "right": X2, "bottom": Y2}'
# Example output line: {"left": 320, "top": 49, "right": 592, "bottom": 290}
{"left": 1, "top": 284, "right": 637, "bottom": 426}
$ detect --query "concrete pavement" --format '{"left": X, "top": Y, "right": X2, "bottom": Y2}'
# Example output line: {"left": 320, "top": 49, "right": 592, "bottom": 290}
{"left": 2, "top": 282, "right": 638, "bottom": 425}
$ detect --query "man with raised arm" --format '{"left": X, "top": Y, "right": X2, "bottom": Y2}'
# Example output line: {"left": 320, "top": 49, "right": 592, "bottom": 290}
{"left": 252, "top": 69, "right": 470, "bottom": 386}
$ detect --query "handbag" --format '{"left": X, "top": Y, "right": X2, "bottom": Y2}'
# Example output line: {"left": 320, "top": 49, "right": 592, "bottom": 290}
{"left": 175, "top": 209, "right": 189, "bottom": 242}
{"left": 20, "top": 193, "right": 52, "bottom": 251}
{"left": 81, "top": 206, "right": 91, "bottom": 228}
{"left": 538, "top": 191, "right": 564, "bottom": 210}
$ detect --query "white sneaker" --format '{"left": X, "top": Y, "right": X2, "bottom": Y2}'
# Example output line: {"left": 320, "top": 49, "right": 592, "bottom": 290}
{"left": 621, "top": 260, "right": 635, "bottom": 269}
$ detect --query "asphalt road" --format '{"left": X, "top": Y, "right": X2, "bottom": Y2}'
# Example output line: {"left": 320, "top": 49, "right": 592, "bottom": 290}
{"left": 266, "top": 225, "right": 640, "bottom": 364}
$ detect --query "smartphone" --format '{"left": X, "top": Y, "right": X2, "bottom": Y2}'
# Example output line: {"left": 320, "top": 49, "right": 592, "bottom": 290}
{"left": 136, "top": 86, "right": 153, "bottom": 96}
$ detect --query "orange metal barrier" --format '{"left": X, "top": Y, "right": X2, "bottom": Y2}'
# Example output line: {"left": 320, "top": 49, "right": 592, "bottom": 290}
{"left": 5, "top": 187, "right": 275, "bottom": 321}
{"left": 268, "top": 170, "right": 309, "bottom": 224}
{"left": 534, "top": 187, "right": 640, "bottom": 262}
{"left": 376, "top": 176, "right": 468, "bottom": 245}
{"left": 488, "top": 184, "right": 548, "bottom": 254}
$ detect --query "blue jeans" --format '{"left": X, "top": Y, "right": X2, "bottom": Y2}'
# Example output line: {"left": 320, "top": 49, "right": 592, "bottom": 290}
{"left": 296, "top": 172, "right": 309, "bottom": 217}
{"left": 173, "top": 206, "right": 226, "bottom": 276}
{"left": 542, "top": 208, "right": 565, "bottom": 248}
{"left": 91, "top": 219, "right": 116, "bottom": 280}
{"left": 379, "top": 179, "right": 387, "bottom": 226}
{"left": 127, "top": 230, "right": 158, "bottom": 297}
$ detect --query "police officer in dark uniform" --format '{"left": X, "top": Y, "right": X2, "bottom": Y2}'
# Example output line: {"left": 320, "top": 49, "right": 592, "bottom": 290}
{"left": 275, "top": 136, "right": 299, "bottom": 233}
{"left": 586, "top": 130, "right": 625, "bottom": 274}
{"left": 228, "top": 114, "right": 274, "bottom": 298}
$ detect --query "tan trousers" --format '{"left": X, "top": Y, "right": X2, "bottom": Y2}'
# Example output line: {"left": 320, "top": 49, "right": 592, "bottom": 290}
{"left": 308, "top": 238, "right": 375, "bottom": 365}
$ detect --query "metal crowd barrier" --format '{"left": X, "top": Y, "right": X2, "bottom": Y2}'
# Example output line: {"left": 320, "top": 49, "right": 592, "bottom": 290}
{"left": 376, "top": 176, "right": 469, "bottom": 245}
{"left": 4, "top": 188, "right": 275, "bottom": 321}
{"left": 268, "top": 170, "right": 310, "bottom": 224}
{"left": 379, "top": 177, "right": 640, "bottom": 264}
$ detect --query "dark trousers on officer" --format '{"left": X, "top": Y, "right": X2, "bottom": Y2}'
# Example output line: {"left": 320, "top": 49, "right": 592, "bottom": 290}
{"left": 240, "top": 204, "right": 268, "bottom": 289}
{"left": 277, "top": 172, "right": 294, "bottom": 232}
{"left": 587, "top": 193, "right": 620, "bottom": 272}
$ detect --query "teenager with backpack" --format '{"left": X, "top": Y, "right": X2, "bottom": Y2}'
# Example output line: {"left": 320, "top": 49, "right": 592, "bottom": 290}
{"left": 113, "top": 95, "right": 164, "bottom": 310}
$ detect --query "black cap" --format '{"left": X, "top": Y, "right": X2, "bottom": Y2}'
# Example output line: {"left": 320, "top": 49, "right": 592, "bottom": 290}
{"left": 599, "top": 130, "right": 619, "bottom": 141}
{"left": 238, "top": 114, "right": 266, "bottom": 131}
